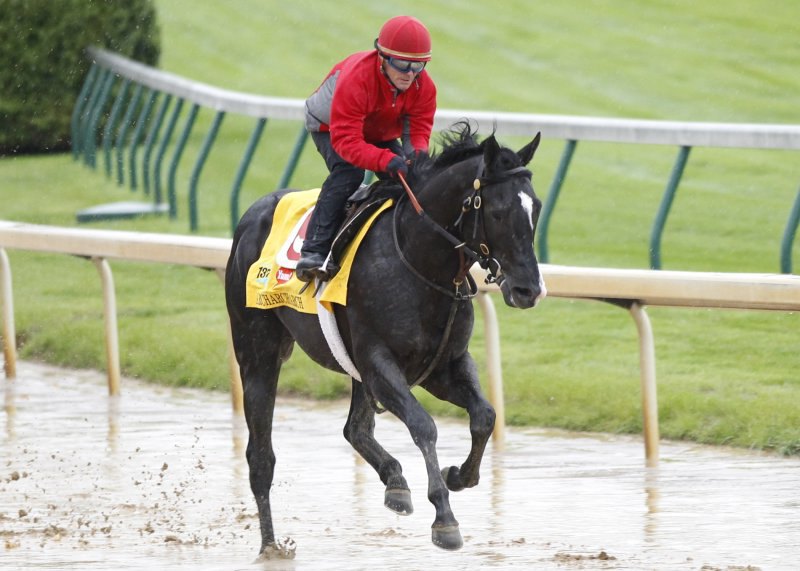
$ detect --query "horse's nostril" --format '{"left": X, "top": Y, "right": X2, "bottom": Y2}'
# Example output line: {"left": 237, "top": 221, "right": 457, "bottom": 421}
{"left": 512, "top": 287, "right": 536, "bottom": 304}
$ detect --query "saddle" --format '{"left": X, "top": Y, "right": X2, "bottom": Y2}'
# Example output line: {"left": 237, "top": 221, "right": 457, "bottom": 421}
{"left": 245, "top": 185, "right": 396, "bottom": 313}
{"left": 327, "top": 180, "right": 403, "bottom": 275}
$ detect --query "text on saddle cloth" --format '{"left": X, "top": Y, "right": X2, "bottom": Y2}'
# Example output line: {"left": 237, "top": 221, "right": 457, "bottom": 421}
{"left": 245, "top": 188, "right": 393, "bottom": 314}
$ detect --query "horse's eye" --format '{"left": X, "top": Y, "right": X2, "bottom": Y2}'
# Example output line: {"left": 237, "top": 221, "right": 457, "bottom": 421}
{"left": 490, "top": 211, "right": 503, "bottom": 222}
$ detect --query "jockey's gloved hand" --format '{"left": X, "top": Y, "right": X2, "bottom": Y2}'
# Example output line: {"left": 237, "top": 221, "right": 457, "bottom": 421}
{"left": 386, "top": 155, "right": 409, "bottom": 179}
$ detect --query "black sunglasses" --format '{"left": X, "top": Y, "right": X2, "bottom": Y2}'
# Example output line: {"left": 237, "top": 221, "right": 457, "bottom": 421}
{"left": 385, "top": 57, "right": 426, "bottom": 74}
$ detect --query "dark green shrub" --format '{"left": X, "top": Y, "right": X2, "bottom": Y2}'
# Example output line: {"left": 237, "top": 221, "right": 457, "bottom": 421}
{"left": 0, "top": 0, "right": 160, "bottom": 155}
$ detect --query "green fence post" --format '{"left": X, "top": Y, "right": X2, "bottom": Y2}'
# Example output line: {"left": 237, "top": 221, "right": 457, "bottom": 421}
{"left": 168, "top": 103, "right": 200, "bottom": 219}
{"left": 189, "top": 111, "right": 226, "bottom": 232}
{"left": 142, "top": 94, "right": 173, "bottom": 197}
{"left": 80, "top": 67, "right": 113, "bottom": 167}
{"left": 83, "top": 70, "right": 117, "bottom": 169}
{"left": 116, "top": 84, "right": 144, "bottom": 186}
{"left": 276, "top": 125, "right": 310, "bottom": 190}
{"left": 70, "top": 63, "right": 99, "bottom": 160}
{"left": 128, "top": 89, "right": 158, "bottom": 191}
{"left": 154, "top": 98, "right": 185, "bottom": 206}
{"left": 102, "top": 78, "right": 131, "bottom": 178}
{"left": 230, "top": 118, "right": 267, "bottom": 234}
{"left": 537, "top": 139, "right": 577, "bottom": 263}
{"left": 649, "top": 146, "right": 691, "bottom": 270}
{"left": 780, "top": 184, "right": 800, "bottom": 274}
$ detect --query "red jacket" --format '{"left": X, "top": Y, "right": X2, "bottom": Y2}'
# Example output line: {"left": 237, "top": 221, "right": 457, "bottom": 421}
{"left": 304, "top": 50, "right": 437, "bottom": 173}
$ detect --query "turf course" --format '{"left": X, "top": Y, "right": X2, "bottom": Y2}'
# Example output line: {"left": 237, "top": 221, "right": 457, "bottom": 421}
{"left": 2, "top": 0, "right": 799, "bottom": 454}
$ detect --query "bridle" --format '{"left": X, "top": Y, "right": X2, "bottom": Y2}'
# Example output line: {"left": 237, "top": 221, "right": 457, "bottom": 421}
{"left": 455, "top": 161, "right": 533, "bottom": 282}
{"left": 386, "top": 159, "right": 532, "bottom": 390}
{"left": 393, "top": 160, "right": 533, "bottom": 300}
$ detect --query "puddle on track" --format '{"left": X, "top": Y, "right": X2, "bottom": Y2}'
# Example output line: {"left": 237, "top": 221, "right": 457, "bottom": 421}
{"left": 2, "top": 362, "right": 798, "bottom": 570}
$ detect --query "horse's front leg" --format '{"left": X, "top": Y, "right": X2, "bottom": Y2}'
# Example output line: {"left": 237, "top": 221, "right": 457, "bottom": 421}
{"left": 422, "top": 352, "right": 495, "bottom": 492}
{"left": 363, "top": 351, "right": 463, "bottom": 550}
{"left": 343, "top": 379, "right": 413, "bottom": 515}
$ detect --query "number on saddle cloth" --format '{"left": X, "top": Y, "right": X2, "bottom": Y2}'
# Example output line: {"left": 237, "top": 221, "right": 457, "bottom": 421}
{"left": 330, "top": 180, "right": 403, "bottom": 266}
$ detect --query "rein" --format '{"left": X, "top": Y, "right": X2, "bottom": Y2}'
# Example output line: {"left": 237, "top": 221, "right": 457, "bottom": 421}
{"left": 395, "top": 162, "right": 532, "bottom": 295}
{"left": 390, "top": 164, "right": 530, "bottom": 390}
{"left": 392, "top": 188, "right": 478, "bottom": 301}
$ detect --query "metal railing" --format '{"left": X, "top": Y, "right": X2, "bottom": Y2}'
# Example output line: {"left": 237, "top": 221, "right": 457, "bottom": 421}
{"left": 3, "top": 220, "right": 800, "bottom": 465}
{"left": 72, "top": 48, "right": 800, "bottom": 272}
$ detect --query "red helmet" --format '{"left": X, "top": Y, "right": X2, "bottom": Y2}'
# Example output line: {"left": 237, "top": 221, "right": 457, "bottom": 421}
{"left": 375, "top": 16, "right": 432, "bottom": 62}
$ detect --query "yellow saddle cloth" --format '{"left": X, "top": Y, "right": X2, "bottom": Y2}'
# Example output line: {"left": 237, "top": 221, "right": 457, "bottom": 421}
{"left": 245, "top": 188, "right": 393, "bottom": 314}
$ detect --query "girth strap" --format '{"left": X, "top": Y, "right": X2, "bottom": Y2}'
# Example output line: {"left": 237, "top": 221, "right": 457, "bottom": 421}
{"left": 410, "top": 295, "right": 460, "bottom": 388}
{"left": 368, "top": 291, "right": 460, "bottom": 414}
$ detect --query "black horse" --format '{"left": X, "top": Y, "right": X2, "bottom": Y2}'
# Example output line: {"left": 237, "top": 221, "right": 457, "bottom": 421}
{"left": 225, "top": 122, "right": 545, "bottom": 557}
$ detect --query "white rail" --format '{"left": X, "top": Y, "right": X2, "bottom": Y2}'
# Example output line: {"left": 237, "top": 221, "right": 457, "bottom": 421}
{"left": 88, "top": 47, "right": 800, "bottom": 149}
{"left": 3, "top": 220, "right": 800, "bottom": 464}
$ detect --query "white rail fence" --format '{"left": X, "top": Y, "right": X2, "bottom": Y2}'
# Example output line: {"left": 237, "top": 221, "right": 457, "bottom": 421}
{"left": 88, "top": 47, "right": 800, "bottom": 148}
{"left": 3, "top": 220, "right": 800, "bottom": 465}
{"left": 78, "top": 48, "right": 800, "bottom": 271}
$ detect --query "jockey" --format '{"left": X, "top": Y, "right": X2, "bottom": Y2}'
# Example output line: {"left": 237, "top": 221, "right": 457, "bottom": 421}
{"left": 296, "top": 15, "right": 437, "bottom": 282}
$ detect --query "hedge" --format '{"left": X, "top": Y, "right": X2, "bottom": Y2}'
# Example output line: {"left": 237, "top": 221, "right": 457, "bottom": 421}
{"left": 0, "top": 0, "right": 160, "bottom": 155}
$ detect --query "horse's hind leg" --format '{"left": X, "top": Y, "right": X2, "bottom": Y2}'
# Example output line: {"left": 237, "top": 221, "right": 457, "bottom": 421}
{"left": 344, "top": 379, "right": 413, "bottom": 515}
{"left": 230, "top": 310, "right": 294, "bottom": 558}
{"left": 422, "top": 353, "right": 495, "bottom": 492}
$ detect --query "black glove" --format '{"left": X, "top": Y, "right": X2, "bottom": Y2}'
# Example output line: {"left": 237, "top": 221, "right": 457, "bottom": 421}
{"left": 386, "top": 155, "right": 408, "bottom": 179}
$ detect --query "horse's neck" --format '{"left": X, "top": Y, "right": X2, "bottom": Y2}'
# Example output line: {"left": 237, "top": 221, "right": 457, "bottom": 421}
{"left": 396, "top": 162, "right": 475, "bottom": 275}
{"left": 416, "top": 160, "right": 475, "bottom": 223}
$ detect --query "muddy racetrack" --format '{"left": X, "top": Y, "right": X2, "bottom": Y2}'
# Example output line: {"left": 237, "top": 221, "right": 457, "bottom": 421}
{"left": 2, "top": 362, "right": 798, "bottom": 570}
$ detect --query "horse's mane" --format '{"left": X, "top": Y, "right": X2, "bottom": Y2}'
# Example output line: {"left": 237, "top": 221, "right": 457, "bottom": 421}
{"left": 402, "top": 120, "right": 485, "bottom": 189}
{"left": 371, "top": 121, "right": 497, "bottom": 193}
{"left": 429, "top": 120, "right": 485, "bottom": 168}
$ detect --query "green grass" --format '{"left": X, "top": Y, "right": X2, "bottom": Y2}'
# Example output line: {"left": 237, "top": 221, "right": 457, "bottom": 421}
{"left": 2, "top": 0, "right": 800, "bottom": 455}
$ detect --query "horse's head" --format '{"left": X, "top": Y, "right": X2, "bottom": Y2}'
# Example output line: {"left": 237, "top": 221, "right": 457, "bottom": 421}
{"left": 407, "top": 122, "right": 546, "bottom": 308}
{"left": 468, "top": 132, "right": 547, "bottom": 309}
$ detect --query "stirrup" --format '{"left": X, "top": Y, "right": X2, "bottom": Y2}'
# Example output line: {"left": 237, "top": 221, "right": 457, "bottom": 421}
{"left": 299, "top": 276, "right": 327, "bottom": 297}
{"left": 296, "top": 254, "right": 339, "bottom": 288}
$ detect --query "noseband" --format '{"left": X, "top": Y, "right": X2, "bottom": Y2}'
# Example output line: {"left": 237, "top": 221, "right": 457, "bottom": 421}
{"left": 393, "top": 161, "right": 533, "bottom": 299}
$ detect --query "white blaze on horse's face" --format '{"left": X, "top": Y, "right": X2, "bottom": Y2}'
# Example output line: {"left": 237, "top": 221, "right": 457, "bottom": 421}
{"left": 519, "top": 191, "right": 535, "bottom": 231}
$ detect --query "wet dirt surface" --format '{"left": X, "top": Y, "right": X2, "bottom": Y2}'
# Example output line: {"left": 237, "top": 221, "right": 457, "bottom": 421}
{"left": 2, "top": 362, "right": 799, "bottom": 570}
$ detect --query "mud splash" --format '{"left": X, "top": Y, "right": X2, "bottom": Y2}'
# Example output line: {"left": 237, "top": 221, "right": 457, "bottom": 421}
{"left": 2, "top": 362, "right": 798, "bottom": 570}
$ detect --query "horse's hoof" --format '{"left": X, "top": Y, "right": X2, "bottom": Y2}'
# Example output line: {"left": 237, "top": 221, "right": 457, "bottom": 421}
{"left": 384, "top": 488, "right": 414, "bottom": 515}
{"left": 441, "top": 466, "right": 465, "bottom": 492}
{"left": 255, "top": 536, "right": 297, "bottom": 561}
{"left": 431, "top": 524, "right": 463, "bottom": 550}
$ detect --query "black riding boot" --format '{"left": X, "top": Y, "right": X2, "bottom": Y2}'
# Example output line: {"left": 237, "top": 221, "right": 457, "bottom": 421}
{"left": 296, "top": 168, "right": 363, "bottom": 282}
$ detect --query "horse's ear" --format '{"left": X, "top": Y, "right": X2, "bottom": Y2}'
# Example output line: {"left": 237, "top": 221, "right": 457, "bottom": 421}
{"left": 482, "top": 134, "right": 501, "bottom": 170}
{"left": 517, "top": 132, "right": 541, "bottom": 166}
